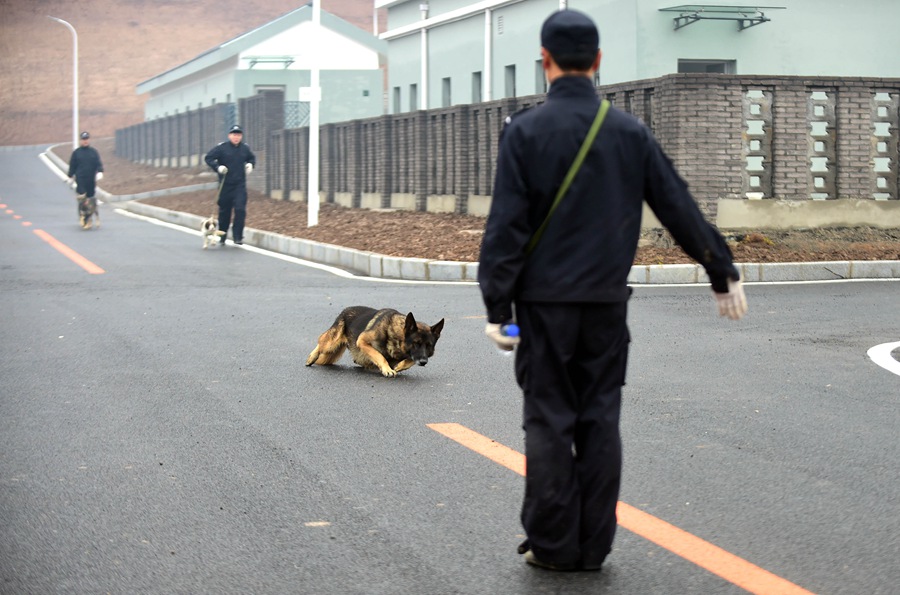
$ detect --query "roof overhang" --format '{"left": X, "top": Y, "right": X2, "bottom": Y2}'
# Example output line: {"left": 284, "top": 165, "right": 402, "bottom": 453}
{"left": 659, "top": 5, "right": 786, "bottom": 31}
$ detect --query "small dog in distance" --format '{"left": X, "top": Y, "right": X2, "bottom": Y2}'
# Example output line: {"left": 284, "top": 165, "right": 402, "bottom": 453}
{"left": 201, "top": 216, "right": 225, "bottom": 249}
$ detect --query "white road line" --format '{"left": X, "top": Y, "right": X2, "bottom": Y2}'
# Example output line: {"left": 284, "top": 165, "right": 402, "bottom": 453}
{"left": 113, "top": 208, "right": 900, "bottom": 289}
{"left": 867, "top": 341, "right": 900, "bottom": 377}
{"left": 114, "top": 208, "right": 476, "bottom": 286}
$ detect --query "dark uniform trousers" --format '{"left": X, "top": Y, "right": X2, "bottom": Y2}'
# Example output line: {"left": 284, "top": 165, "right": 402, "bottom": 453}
{"left": 514, "top": 300, "right": 630, "bottom": 568}
{"left": 218, "top": 184, "right": 248, "bottom": 241}
{"left": 75, "top": 177, "right": 97, "bottom": 199}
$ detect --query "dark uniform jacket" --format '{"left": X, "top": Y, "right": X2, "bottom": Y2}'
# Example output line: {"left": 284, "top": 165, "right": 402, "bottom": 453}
{"left": 204, "top": 141, "right": 256, "bottom": 187}
{"left": 67, "top": 146, "right": 104, "bottom": 193}
{"left": 478, "top": 75, "right": 739, "bottom": 324}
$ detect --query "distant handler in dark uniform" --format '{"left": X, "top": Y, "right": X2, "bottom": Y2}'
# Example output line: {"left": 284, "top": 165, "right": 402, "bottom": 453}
{"left": 478, "top": 9, "right": 747, "bottom": 572}
{"left": 67, "top": 131, "right": 104, "bottom": 200}
{"left": 204, "top": 124, "right": 256, "bottom": 245}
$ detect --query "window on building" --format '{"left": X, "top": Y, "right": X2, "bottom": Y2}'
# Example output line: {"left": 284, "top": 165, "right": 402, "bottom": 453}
{"left": 410, "top": 84, "right": 418, "bottom": 111}
{"left": 677, "top": 59, "right": 736, "bottom": 74}
{"left": 442, "top": 77, "right": 452, "bottom": 107}
{"left": 254, "top": 85, "right": 286, "bottom": 94}
{"left": 535, "top": 59, "right": 547, "bottom": 94}
{"left": 505, "top": 65, "right": 516, "bottom": 98}
{"left": 393, "top": 87, "right": 401, "bottom": 113}
{"left": 472, "top": 71, "right": 482, "bottom": 103}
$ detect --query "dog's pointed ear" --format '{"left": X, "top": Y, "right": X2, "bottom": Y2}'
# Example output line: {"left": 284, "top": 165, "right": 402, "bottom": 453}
{"left": 405, "top": 312, "right": 417, "bottom": 334}
{"left": 430, "top": 318, "right": 444, "bottom": 338}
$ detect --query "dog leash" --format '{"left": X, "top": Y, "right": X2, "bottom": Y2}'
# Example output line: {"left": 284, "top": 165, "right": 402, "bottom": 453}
{"left": 212, "top": 170, "right": 227, "bottom": 219}
{"left": 525, "top": 100, "right": 610, "bottom": 255}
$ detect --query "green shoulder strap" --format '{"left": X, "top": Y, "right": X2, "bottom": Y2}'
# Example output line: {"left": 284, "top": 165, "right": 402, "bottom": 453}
{"left": 525, "top": 99, "right": 610, "bottom": 255}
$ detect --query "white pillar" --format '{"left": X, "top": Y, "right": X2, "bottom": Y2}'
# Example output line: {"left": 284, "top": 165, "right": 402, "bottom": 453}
{"left": 484, "top": 10, "right": 492, "bottom": 102}
{"left": 419, "top": 3, "right": 429, "bottom": 109}
{"left": 307, "top": 0, "right": 322, "bottom": 227}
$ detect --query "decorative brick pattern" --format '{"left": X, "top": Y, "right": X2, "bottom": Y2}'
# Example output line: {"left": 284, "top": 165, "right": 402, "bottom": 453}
{"left": 872, "top": 91, "right": 899, "bottom": 200}
{"left": 117, "top": 74, "right": 900, "bottom": 216}
{"left": 742, "top": 88, "right": 773, "bottom": 199}
{"left": 808, "top": 89, "right": 837, "bottom": 199}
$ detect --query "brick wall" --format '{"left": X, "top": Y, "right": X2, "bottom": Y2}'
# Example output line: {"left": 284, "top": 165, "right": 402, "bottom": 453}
{"left": 117, "top": 74, "right": 900, "bottom": 217}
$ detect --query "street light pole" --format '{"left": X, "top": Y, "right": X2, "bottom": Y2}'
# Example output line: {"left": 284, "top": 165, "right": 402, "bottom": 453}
{"left": 48, "top": 16, "right": 78, "bottom": 150}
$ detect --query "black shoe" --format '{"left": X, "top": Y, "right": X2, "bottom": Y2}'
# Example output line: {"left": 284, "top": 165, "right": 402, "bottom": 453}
{"left": 219, "top": 236, "right": 226, "bottom": 245}
{"left": 523, "top": 550, "right": 577, "bottom": 571}
{"left": 234, "top": 238, "right": 243, "bottom": 245}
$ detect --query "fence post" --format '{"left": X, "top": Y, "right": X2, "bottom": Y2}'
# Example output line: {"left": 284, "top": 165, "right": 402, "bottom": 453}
{"left": 454, "top": 105, "right": 470, "bottom": 214}
{"left": 414, "top": 110, "right": 428, "bottom": 211}
{"left": 379, "top": 115, "right": 393, "bottom": 208}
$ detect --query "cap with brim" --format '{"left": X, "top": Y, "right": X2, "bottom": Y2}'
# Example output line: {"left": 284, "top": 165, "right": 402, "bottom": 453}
{"left": 229, "top": 125, "right": 243, "bottom": 134}
{"left": 80, "top": 131, "right": 90, "bottom": 139}
{"left": 540, "top": 10, "right": 599, "bottom": 58}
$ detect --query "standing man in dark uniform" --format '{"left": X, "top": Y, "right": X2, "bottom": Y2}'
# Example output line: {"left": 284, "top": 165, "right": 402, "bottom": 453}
{"left": 478, "top": 9, "right": 747, "bottom": 572}
{"left": 67, "top": 131, "right": 104, "bottom": 226}
{"left": 204, "top": 124, "right": 256, "bottom": 245}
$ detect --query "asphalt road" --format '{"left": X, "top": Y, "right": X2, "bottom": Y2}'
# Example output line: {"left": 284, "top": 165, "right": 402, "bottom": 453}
{"left": 1, "top": 146, "right": 898, "bottom": 594}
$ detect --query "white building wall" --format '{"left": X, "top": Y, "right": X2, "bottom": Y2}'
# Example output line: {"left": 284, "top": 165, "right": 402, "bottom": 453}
{"left": 145, "top": 61, "right": 237, "bottom": 118}
{"left": 388, "top": 34, "right": 422, "bottom": 112}
{"left": 382, "top": 0, "right": 900, "bottom": 112}
{"left": 633, "top": 0, "right": 900, "bottom": 80}
{"left": 141, "top": 15, "right": 387, "bottom": 123}
{"left": 429, "top": 16, "right": 485, "bottom": 106}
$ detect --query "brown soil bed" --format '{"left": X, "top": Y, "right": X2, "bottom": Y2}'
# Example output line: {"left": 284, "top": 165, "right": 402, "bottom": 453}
{"left": 76, "top": 138, "right": 900, "bottom": 264}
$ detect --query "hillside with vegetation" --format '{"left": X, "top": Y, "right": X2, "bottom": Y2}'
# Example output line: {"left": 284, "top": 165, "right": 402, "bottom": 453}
{"left": 0, "top": 0, "right": 382, "bottom": 145}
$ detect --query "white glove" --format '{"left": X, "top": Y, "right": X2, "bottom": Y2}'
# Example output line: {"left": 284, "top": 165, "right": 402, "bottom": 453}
{"left": 245, "top": 163, "right": 253, "bottom": 174}
{"left": 713, "top": 279, "right": 748, "bottom": 320}
{"left": 485, "top": 323, "right": 520, "bottom": 351}
{"left": 95, "top": 172, "right": 103, "bottom": 181}
{"left": 217, "top": 165, "right": 228, "bottom": 175}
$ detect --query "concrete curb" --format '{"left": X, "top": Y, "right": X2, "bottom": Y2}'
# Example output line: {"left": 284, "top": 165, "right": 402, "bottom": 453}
{"left": 118, "top": 199, "right": 900, "bottom": 284}
{"left": 40, "top": 152, "right": 899, "bottom": 284}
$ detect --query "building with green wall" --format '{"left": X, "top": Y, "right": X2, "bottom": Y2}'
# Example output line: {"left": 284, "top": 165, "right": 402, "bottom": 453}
{"left": 136, "top": 5, "right": 387, "bottom": 128}
{"left": 378, "top": 0, "right": 900, "bottom": 113}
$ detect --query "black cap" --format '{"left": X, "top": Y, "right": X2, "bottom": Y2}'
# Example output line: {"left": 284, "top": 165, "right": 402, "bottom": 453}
{"left": 80, "top": 131, "right": 90, "bottom": 139}
{"left": 229, "top": 125, "right": 243, "bottom": 134}
{"left": 540, "top": 9, "right": 599, "bottom": 58}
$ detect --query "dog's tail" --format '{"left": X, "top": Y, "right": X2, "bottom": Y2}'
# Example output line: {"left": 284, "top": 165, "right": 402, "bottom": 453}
{"left": 306, "top": 319, "right": 349, "bottom": 366}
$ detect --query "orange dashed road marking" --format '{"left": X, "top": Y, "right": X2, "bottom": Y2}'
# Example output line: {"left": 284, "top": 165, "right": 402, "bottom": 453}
{"left": 32, "top": 229, "right": 105, "bottom": 274}
{"left": 427, "top": 422, "right": 815, "bottom": 595}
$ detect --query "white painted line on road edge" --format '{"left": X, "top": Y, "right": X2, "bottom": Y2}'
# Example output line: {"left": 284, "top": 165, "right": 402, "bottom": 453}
{"left": 114, "top": 208, "right": 476, "bottom": 286}
{"left": 867, "top": 341, "right": 900, "bottom": 377}
{"left": 112, "top": 207, "right": 900, "bottom": 289}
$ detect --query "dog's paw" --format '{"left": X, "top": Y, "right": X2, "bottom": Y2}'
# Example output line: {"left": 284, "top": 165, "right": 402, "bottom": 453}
{"left": 380, "top": 367, "right": 398, "bottom": 378}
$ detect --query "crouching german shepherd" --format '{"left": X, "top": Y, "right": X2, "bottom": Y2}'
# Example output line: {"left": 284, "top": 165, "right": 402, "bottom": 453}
{"left": 306, "top": 306, "right": 444, "bottom": 377}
